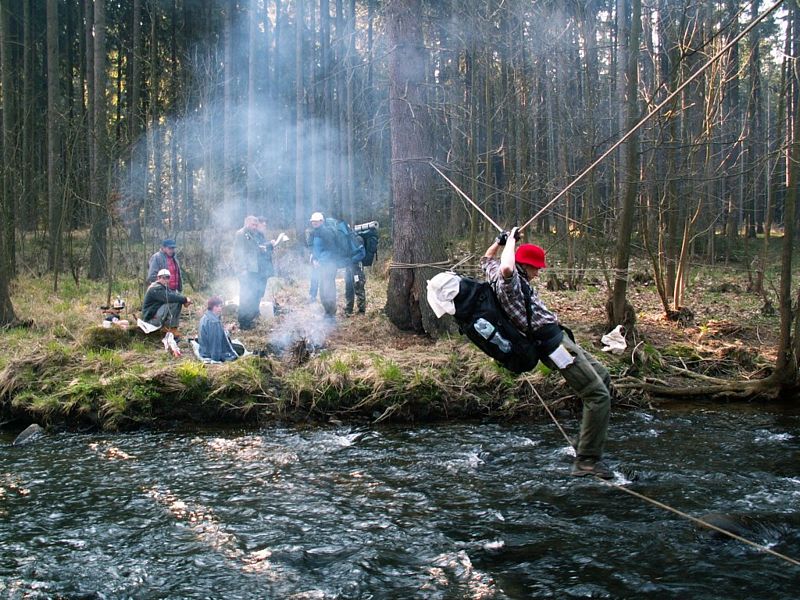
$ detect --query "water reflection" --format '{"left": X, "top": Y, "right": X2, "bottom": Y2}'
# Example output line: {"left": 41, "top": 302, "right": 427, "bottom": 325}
{"left": 0, "top": 407, "right": 798, "bottom": 598}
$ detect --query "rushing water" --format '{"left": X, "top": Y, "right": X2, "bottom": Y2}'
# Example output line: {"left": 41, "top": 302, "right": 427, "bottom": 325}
{"left": 1, "top": 405, "right": 799, "bottom": 599}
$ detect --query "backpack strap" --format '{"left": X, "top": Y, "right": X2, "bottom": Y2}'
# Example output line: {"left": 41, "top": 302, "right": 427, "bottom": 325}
{"left": 520, "top": 275, "right": 535, "bottom": 341}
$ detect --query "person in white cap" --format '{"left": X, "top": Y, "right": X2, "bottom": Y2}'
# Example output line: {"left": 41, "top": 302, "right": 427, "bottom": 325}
{"left": 307, "top": 211, "right": 338, "bottom": 319}
{"left": 141, "top": 268, "right": 192, "bottom": 334}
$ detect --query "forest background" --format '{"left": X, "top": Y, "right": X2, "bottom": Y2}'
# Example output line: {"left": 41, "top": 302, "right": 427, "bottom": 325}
{"left": 1, "top": 0, "right": 800, "bottom": 410}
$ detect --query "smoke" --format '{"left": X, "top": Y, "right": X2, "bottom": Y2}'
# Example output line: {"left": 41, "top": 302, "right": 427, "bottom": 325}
{"left": 114, "top": 4, "right": 388, "bottom": 249}
{"left": 265, "top": 302, "right": 337, "bottom": 355}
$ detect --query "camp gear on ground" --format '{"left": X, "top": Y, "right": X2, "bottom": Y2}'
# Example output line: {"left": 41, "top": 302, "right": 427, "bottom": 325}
{"left": 601, "top": 325, "right": 627, "bottom": 354}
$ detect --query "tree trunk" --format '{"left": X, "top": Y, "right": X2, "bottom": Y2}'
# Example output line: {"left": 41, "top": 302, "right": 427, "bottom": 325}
{"left": 89, "top": 0, "right": 108, "bottom": 279}
{"left": 774, "top": 36, "right": 800, "bottom": 386}
{"left": 334, "top": 0, "right": 346, "bottom": 217}
{"left": 21, "top": 0, "right": 34, "bottom": 232}
{"left": 745, "top": 0, "right": 763, "bottom": 239}
{"left": 127, "top": 0, "right": 144, "bottom": 243}
{"left": 1, "top": 0, "right": 15, "bottom": 277}
{"left": 609, "top": 0, "right": 640, "bottom": 330}
{"left": 320, "top": 0, "right": 332, "bottom": 217}
{"left": 46, "top": 0, "right": 62, "bottom": 275}
{"left": 384, "top": 0, "right": 447, "bottom": 335}
{"left": 247, "top": 0, "right": 260, "bottom": 215}
{"left": 223, "top": 2, "right": 235, "bottom": 220}
{"left": 295, "top": 0, "right": 305, "bottom": 232}
{"left": 345, "top": 0, "right": 355, "bottom": 221}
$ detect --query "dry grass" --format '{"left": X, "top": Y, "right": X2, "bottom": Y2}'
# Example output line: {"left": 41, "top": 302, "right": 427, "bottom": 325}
{"left": 0, "top": 247, "right": 786, "bottom": 431}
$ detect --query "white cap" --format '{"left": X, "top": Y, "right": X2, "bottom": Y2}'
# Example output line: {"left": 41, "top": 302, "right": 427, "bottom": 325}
{"left": 310, "top": 212, "right": 324, "bottom": 222}
{"left": 157, "top": 268, "right": 171, "bottom": 278}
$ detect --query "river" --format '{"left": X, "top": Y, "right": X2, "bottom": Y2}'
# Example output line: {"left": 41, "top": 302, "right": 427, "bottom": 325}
{"left": 1, "top": 405, "right": 799, "bottom": 599}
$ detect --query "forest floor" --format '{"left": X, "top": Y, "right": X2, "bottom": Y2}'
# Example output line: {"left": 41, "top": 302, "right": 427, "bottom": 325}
{"left": 0, "top": 249, "right": 788, "bottom": 434}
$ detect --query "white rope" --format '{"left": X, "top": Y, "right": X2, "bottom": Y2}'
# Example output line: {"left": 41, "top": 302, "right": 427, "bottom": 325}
{"left": 527, "top": 384, "right": 800, "bottom": 567}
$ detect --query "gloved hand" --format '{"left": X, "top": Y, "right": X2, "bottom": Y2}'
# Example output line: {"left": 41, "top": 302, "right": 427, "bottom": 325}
{"left": 495, "top": 231, "right": 509, "bottom": 246}
{"left": 509, "top": 227, "right": 521, "bottom": 241}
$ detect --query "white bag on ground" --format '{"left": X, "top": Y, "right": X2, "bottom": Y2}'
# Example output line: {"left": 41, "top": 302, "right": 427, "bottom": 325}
{"left": 601, "top": 325, "right": 627, "bottom": 354}
{"left": 137, "top": 318, "right": 160, "bottom": 334}
{"left": 162, "top": 332, "right": 181, "bottom": 357}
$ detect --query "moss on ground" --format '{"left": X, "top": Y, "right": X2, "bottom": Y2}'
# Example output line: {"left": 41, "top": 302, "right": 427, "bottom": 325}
{"left": 1, "top": 250, "right": 785, "bottom": 432}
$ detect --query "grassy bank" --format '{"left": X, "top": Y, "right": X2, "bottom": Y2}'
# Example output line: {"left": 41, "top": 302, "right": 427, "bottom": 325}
{"left": 0, "top": 246, "right": 783, "bottom": 432}
{"left": 0, "top": 267, "right": 585, "bottom": 431}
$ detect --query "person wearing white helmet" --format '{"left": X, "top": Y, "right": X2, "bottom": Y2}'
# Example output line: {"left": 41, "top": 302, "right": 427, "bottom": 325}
{"left": 141, "top": 268, "right": 192, "bottom": 335}
{"left": 307, "top": 211, "right": 338, "bottom": 319}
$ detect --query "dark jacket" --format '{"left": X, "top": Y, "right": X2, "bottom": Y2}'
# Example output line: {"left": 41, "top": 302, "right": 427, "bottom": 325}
{"left": 234, "top": 227, "right": 273, "bottom": 276}
{"left": 146, "top": 251, "right": 183, "bottom": 291}
{"left": 141, "top": 282, "right": 188, "bottom": 322}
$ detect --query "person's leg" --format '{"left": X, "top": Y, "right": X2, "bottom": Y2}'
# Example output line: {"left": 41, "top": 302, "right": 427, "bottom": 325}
{"left": 154, "top": 303, "right": 183, "bottom": 328}
{"left": 255, "top": 275, "right": 268, "bottom": 310}
{"left": 544, "top": 335, "right": 610, "bottom": 459}
{"left": 344, "top": 265, "right": 355, "bottom": 314}
{"left": 238, "top": 274, "right": 258, "bottom": 328}
{"left": 354, "top": 263, "right": 366, "bottom": 313}
{"left": 318, "top": 263, "right": 338, "bottom": 317}
{"left": 309, "top": 266, "right": 319, "bottom": 302}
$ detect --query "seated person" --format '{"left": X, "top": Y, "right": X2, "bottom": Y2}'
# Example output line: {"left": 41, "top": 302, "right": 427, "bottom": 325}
{"left": 198, "top": 296, "right": 238, "bottom": 362}
{"left": 103, "top": 298, "right": 130, "bottom": 330}
{"left": 141, "top": 268, "right": 192, "bottom": 331}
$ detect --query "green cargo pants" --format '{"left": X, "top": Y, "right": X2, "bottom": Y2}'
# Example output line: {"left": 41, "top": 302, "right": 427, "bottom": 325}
{"left": 542, "top": 334, "right": 611, "bottom": 459}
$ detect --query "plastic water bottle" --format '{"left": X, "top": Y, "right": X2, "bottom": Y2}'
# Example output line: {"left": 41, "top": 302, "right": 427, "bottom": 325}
{"left": 474, "top": 318, "right": 495, "bottom": 339}
{"left": 474, "top": 318, "right": 512, "bottom": 353}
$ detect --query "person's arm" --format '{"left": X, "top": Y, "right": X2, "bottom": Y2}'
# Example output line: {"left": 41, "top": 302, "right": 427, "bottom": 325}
{"left": 499, "top": 227, "right": 519, "bottom": 279}
{"left": 165, "top": 287, "right": 190, "bottom": 306}
{"left": 146, "top": 254, "right": 159, "bottom": 284}
{"left": 311, "top": 234, "right": 323, "bottom": 265}
{"left": 484, "top": 240, "right": 502, "bottom": 260}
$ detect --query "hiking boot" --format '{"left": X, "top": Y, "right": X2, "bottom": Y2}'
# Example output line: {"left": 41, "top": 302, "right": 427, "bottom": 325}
{"left": 571, "top": 457, "right": 613, "bottom": 479}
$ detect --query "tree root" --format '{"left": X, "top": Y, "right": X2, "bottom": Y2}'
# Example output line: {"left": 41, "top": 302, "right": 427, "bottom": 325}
{"left": 614, "top": 370, "right": 791, "bottom": 401}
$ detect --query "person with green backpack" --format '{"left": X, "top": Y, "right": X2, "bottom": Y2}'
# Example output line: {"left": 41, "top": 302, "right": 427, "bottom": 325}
{"left": 344, "top": 222, "right": 379, "bottom": 315}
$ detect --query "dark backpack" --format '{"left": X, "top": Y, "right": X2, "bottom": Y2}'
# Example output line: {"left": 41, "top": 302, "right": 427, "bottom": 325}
{"left": 452, "top": 276, "right": 563, "bottom": 374}
{"left": 359, "top": 227, "right": 379, "bottom": 266}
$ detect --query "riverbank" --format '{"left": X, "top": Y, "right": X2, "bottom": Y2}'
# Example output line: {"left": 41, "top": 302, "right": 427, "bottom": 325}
{"left": 0, "top": 261, "right": 780, "bottom": 432}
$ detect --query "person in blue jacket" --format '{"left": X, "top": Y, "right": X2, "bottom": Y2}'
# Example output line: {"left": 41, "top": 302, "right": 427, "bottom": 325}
{"left": 198, "top": 296, "right": 238, "bottom": 362}
{"left": 308, "top": 212, "right": 339, "bottom": 319}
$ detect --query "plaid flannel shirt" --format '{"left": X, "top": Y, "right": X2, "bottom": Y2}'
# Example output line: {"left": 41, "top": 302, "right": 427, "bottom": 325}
{"left": 480, "top": 256, "right": 559, "bottom": 334}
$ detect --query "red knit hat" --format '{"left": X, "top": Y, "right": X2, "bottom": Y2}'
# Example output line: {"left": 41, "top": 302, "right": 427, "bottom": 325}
{"left": 515, "top": 244, "right": 546, "bottom": 269}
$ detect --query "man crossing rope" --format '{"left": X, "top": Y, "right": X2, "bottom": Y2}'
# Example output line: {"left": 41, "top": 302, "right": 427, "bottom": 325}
{"left": 482, "top": 227, "right": 613, "bottom": 479}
